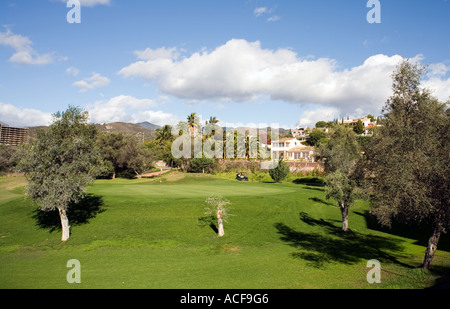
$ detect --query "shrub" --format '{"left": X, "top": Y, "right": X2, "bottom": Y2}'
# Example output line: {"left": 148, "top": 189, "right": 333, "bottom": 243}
{"left": 189, "top": 157, "right": 216, "bottom": 173}
{"left": 269, "top": 158, "right": 290, "bottom": 182}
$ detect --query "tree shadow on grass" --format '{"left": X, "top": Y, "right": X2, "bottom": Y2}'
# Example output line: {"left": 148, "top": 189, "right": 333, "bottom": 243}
{"left": 308, "top": 197, "right": 335, "bottom": 207}
{"left": 354, "top": 211, "right": 450, "bottom": 253}
{"left": 292, "top": 177, "right": 325, "bottom": 186}
{"left": 275, "top": 212, "right": 412, "bottom": 269}
{"left": 32, "top": 194, "right": 105, "bottom": 233}
{"left": 198, "top": 215, "right": 219, "bottom": 234}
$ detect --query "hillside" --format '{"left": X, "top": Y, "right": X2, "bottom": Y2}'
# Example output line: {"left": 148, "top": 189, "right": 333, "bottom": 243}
{"left": 96, "top": 122, "right": 157, "bottom": 141}
{"left": 26, "top": 122, "right": 158, "bottom": 142}
{"left": 137, "top": 121, "right": 161, "bottom": 130}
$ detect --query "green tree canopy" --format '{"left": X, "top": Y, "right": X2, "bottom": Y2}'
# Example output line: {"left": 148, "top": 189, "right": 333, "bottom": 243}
{"left": 307, "top": 128, "right": 327, "bottom": 147}
{"left": 353, "top": 119, "right": 364, "bottom": 135}
{"left": 315, "top": 121, "right": 327, "bottom": 128}
{"left": 17, "top": 106, "right": 102, "bottom": 241}
{"left": 155, "top": 125, "right": 173, "bottom": 144}
{"left": 318, "top": 126, "right": 361, "bottom": 231}
{"left": 359, "top": 60, "right": 450, "bottom": 269}
{"left": 269, "top": 157, "right": 290, "bottom": 183}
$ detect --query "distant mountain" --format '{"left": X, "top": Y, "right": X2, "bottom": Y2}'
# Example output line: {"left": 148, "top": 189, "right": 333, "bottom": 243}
{"left": 26, "top": 122, "right": 157, "bottom": 143}
{"left": 0, "top": 121, "right": 9, "bottom": 126}
{"left": 136, "top": 121, "right": 161, "bottom": 130}
{"left": 96, "top": 122, "right": 157, "bottom": 141}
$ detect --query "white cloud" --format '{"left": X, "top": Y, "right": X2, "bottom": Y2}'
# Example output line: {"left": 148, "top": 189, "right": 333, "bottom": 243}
{"left": 86, "top": 95, "right": 179, "bottom": 126}
{"left": 0, "top": 28, "right": 54, "bottom": 65}
{"left": 297, "top": 107, "right": 340, "bottom": 128}
{"left": 254, "top": 7, "right": 268, "bottom": 17}
{"left": 119, "top": 39, "right": 450, "bottom": 117}
{"left": 267, "top": 15, "right": 281, "bottom": 22}
{"left": 134, "top": 47, "right": 179, "bottom": 61}
{"left": 427, "top": 63, "right": 450, "bottom": 77}
{"left": 0, "top": 102, "right": 52, "bottom": 127}
{"left": 118, "top": 47, "right": 177, "bottom": 81}
{"left": 66, "top": 66, "right": 80, "bottom": 76}
{"left": 423, "top": 77, "right": 450, "bottom": 103}
{"left": 73, "top": 72, "right": 110, "bottom": 92}
{"left": 254, "top": 6, "right": 279, "bottom": 21}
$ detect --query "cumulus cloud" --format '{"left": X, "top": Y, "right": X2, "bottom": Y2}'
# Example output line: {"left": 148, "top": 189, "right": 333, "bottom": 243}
{"left": 423, "top": 77, "right": 450, "bottom": 103}
{"left": 297, "top": 107, "right": 341, "bottom": 128}
{"left": 0, "top": 102, "right": 52, "bottom": 127}
{"left": 0, "top": 28, "right": 54, "bottom": 65}
{"left": 119, "top": 39, "right": 450, "bottom": 117}
{"left": 118, "top": 47, "right": 178, "bottom": 81}
{"left": 86, "top": 95, "right": 179, "bottom": 126}
{"left": 73, "top": 72, "right": 110, "bottom": 92}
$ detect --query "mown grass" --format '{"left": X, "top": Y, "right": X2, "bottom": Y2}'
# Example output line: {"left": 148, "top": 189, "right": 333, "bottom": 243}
{"left": 0, "top": 173, "right": 449, "bottom": 289}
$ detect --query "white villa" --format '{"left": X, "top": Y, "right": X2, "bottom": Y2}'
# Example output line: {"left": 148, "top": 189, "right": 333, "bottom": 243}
{"left": 270, "top": 138, "right": 315, "bottom": 162}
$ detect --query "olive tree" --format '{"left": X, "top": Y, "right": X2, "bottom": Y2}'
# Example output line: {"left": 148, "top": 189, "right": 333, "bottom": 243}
{"left": 18, "top": 106, "right": 102, "bottom": 241}
{"left": 360, "top": 60, "right": 450, "bottom": 269}
{"left": 317, "top": 126, "right": 362, "bottom": 232}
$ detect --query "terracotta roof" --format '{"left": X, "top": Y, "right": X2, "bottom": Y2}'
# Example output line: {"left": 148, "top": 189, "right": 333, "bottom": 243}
{"left": 272, "top": 138, "right": 297, "bottom": 143}
{"left": 286, "top": 146, "right": 314, "bottom": 152}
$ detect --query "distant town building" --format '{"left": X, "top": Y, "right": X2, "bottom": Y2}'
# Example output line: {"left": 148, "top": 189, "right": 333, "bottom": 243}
{"left": 291, "top": 127, "right": 309, "bottom": 142}
{"left": 0, "top": 124, "right": 29, "bottom": 146}
{"left": 343, "top": 117, "right": 372, "bottom": 128}
{"left": 271, "top": 138, "right": 315, "bottom": 162}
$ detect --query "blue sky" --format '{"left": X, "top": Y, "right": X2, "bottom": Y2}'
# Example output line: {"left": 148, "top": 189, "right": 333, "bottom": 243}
{"left": 0, "top": 0, "right": 449, "bottom": 128}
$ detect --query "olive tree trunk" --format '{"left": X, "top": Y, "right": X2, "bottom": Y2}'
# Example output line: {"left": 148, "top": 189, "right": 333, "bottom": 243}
{"left": 340, "top": 202, "right": 349, "bottom": 232}
{"left": 422, "top": 225, "right": 442, "bottom": 270}
{"left": 58, "top": 207, "right": 70, "bottom": 242}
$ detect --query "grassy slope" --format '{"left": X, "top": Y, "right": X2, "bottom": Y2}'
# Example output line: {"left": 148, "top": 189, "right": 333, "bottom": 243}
{"left": 0, "top": 174, "right": 449, "bottom": 289}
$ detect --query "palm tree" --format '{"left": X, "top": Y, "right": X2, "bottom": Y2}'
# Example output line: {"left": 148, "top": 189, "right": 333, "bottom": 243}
{"left": 187, "top": 113, "right": 200, "bottom": 136}
{"left": 204, "top": 116, "right": 221, "bottom": 140}
{"left": 155, "top": 125, "right": 173, "bottom": 144}
{"left": 207, "top": 116, "right": 219, "bottom": 125}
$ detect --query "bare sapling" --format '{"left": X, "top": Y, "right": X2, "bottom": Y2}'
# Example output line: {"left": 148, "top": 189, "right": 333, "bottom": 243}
{"left": 204, "top": 195, "right": 232, "bottom": 237}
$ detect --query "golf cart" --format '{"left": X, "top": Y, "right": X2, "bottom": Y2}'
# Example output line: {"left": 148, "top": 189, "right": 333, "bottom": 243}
{"left": 236, "top": 172, "right": 249, "bottom": 181}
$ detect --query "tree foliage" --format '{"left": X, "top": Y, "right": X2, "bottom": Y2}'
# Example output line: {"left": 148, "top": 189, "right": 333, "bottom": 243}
{"left": 97, "top": 132, "right": 127, "bottom": 178}
{"left": 0, "top": 145, "right": 19, "bottom": 174}
{"left": 307, "top": 128, "right": 327, "bottom": 146}
{"left": 17, "top": 106, "right": 102, "bottom": 241}
{"left": 315, "top": 121, "right": 327, "bottom": 128}
{"left": 318, "top": 126, "right": 361, "bottom": 231}
{"left": 353, "top": 119, "right": 364, "bottom": 135}
{"left": 359, "top": 60, "right": 450, "bottom": 269}
{"left": 269, "top": 157, "right": 290, "bottom": 182}
{"left": 98, "top": 132, "right": 155, "bottom": 178}
{"left": 189, "top": 156, "right": 216, "bottom": 173}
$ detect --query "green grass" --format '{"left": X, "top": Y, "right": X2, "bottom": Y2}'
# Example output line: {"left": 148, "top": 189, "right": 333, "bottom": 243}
{"left": 0, "top": 173, "right": 449, "bottom": 289}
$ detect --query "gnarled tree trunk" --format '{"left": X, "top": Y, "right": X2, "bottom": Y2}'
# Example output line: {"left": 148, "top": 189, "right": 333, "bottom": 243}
{"left": 340, "top": 202, "right": 349, "bottom": 232}
{"left": 422, "top": 224, "right": 442, "bottom": 270}
{"left": 58, "top": 207, "right": 70, "bottom": 242}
